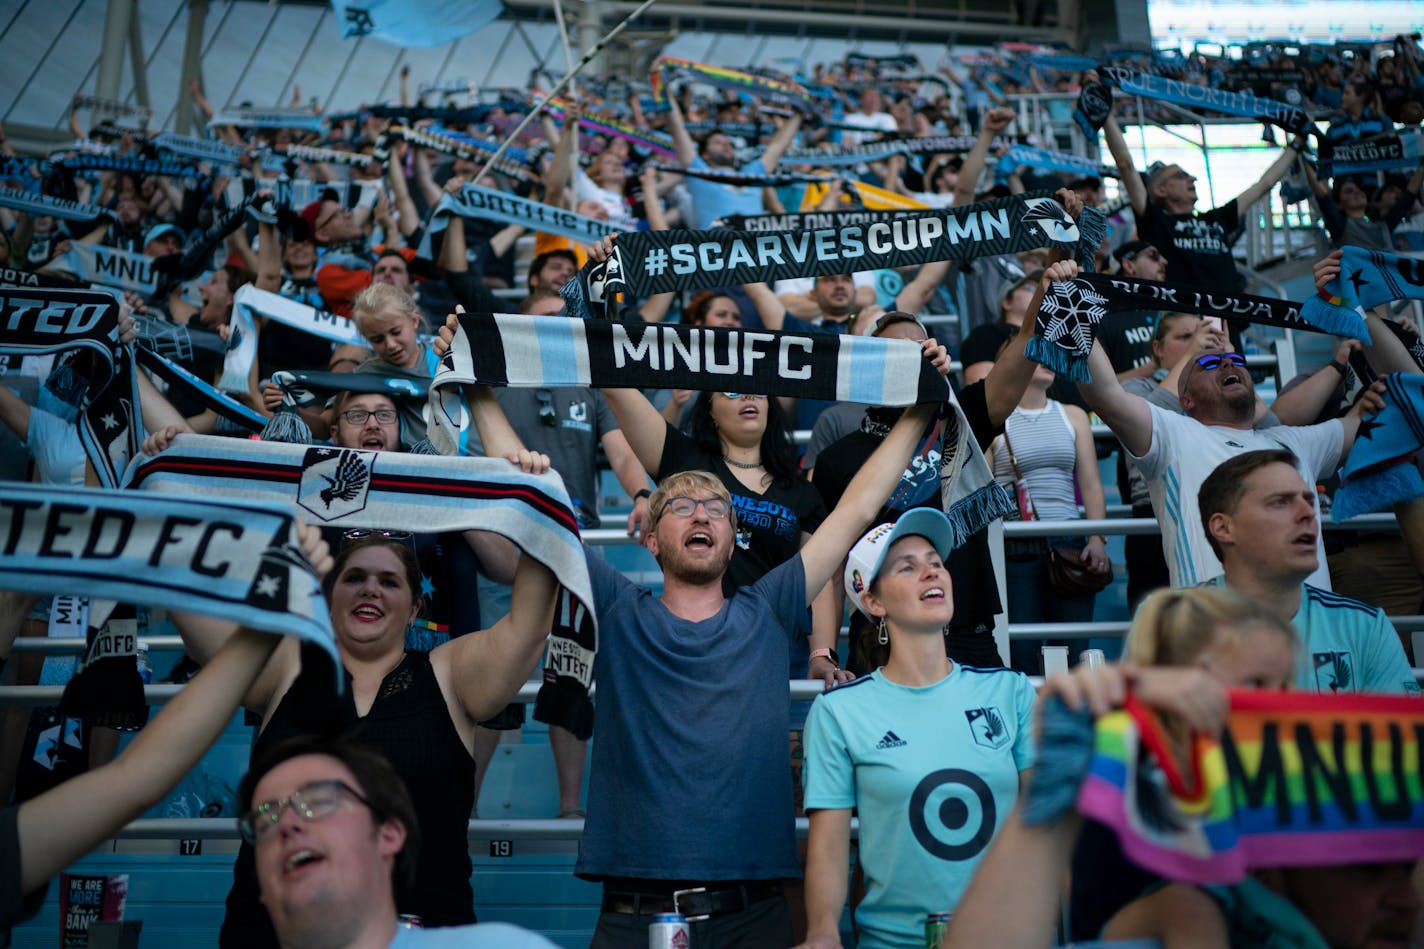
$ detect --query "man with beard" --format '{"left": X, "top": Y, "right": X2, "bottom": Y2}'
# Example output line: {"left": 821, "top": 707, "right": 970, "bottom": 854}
{"left": 1076, "top": 299, "right": 1385, "bottom": 589}
{"left": 665, "top": 93, "right": 802, "bottom": 228}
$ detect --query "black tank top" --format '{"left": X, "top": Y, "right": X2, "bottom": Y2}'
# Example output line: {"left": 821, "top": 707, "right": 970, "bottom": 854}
{"left": 218, "top": 648, "right": 476, "bottom": 947}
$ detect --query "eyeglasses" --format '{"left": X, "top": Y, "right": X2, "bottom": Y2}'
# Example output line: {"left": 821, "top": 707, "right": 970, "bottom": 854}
{"left": 342, "top": 528, "right": 414, "bottom": 543}
{"left": 662, "top": 496, "right": 732, "bottom": 519}
{"left": 238, "top": 779, "right": 373, "bottom": 844}
{"left": 340, "top": 408, "right": 398, "bottom": 426}
{"left": 1194, "top": 352, "right": 1247, "bottom": 372}
{"left": 1122, "top": 247, "right": 1163, "bottom": 263}
{"left": 537, "top": 390, "right": 557, "bottom": 427}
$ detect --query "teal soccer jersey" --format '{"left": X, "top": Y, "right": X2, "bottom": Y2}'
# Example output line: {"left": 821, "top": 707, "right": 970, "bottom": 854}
{"left": 803, "top": 665, "right": 1036, "bottom": 948}
{"left": 1292, "top": 583, "right": 1420, "bottom": 695}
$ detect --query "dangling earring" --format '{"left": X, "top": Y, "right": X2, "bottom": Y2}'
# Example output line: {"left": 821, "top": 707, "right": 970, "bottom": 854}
{"left": 877, "top": 617, "right": 888, "bottom": 645}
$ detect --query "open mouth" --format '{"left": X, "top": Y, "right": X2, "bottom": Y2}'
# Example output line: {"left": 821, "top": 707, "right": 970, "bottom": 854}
{"left": 352, "top": 604, "right": 384, "bottom": 622}
{"left": 1219, "top": 369, "right": 1246, "bottom": 388}
{"left": 685, "top": 531, "right": 714, "bottom": 551}
{"left": 919, "top": 587, "right": 946, "bottom": 602}
{"left": 738, "top": 405, "right": 759, "bottom": 418}
{"left": 360, "top": 434, "right": 387, "bottom": 449}
{"left": 283, "top": 848, "right": 325, "bottom": 877}
{"left": 1291, "top": 531, "right": 1317, "bottom": 549}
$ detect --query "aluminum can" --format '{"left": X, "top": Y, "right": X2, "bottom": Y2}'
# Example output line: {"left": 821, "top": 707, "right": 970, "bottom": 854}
{"left": 924, "top": 911, "right": 952, "bottom": 948}
{"left": 135, "top": 644, "right": 153, "bottom": 684}
{"left": 649, "top": 912, "right": 690, "bottom": 949}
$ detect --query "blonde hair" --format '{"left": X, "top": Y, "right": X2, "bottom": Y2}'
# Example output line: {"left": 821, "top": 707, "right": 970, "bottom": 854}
{"left": 647, "top": 471, "right": 737, "bottom": 535}
{"left": 352, "top": 283, "right": 419, "bottom": 331}
{"left": 1123, "top": 586, "right": 1296, "bottom": 668}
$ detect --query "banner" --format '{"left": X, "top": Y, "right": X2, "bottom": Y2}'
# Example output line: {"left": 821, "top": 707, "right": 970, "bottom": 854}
{"left": 328, "top": 0, "right": 502, "bottom": 48}
{"left": 54, "top": 243, "right": 162, "bottom": 296}
{"left": 1078, "top": 690, "right": 1424, "bottom": 884}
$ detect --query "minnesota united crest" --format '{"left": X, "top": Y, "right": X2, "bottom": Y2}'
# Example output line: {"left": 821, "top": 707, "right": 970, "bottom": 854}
{"left": 297, "top": 447, "right": 374, "bottom": 520}
{"left": 965, "top": 706, "right": 1011, "bottom": 750}
{"left": 1313, "top": 650, "right": 1354, "bottom": 693}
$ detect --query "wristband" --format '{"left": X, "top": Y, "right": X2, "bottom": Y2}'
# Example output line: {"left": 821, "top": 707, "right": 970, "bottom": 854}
{"left": 810, "top": 647, "right": 840, "bottom": 667}
{"left": 1329, "top": 359, "right": 1349, "bottom": 377}
{"left": 633, "top": 488, "right": 651, "bottom": 502}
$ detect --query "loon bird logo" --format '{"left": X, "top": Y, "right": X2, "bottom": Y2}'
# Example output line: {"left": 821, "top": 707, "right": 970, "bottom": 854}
{"left": 965, "top": 706, "right": 1011, "bottom": 749}
{"left": 298, "top": 447, "right": 373, "bottom": 520}
{"left": 1020, "top": 196, "right": 1080, "bottom": 244}
{"left": 1313, "top": 651, "right": 1353, "bottom": 693}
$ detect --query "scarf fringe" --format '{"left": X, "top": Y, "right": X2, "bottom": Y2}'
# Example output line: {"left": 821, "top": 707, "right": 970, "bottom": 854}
{"left": 1334, "top": 459, "right": 1424, "bottom": 521}
{"left": 1300, "top": 296, "right": 1373, "bottom": 343}
{"left": 1025, "top": 335, "right": 1092, "bottom": 383}
{"left": 943, "top": 479, "right": 1017, "bottom": 549}
{"left": 1022, "top": 695, "right": 1096, "bottom": 826}
{"left": 260, "top": 408, "right": 314, "bottom": 444}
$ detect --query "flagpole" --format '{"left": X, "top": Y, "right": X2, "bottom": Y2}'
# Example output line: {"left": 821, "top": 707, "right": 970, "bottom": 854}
{"left": 474, "top": 0, "right": 661, "bottom": 182}
{"left": 551, "top": 0, "right": 579, "bottom": 100}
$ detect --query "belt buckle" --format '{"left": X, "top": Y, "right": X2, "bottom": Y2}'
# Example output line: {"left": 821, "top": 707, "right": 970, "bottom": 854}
{"left": 672, "top": 886, "right": 711, "bottom": 922}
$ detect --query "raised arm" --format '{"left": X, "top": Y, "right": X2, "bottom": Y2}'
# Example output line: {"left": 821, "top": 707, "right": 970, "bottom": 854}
{"left": 983, "top": 264, "right": 1053, "bottom": 428}
{"left": 1233, "top": 137, "right": 1304, "bottom": 215}
{"left": 759, "top": 111, "right": 803, "bottom": 172}
{"left": 385, "top": 142, "right": 420, "bottom": 240}
{"left": 1094, "top": 72, "right": 1148, "bottom": 220}
{"left": 1077, "top": 338, "right": 1154, "bottom": 457}
{"left": 894, "top": 259, "right": 951, "bottom": 315}
{"left": 1338, "top": 379, "right": 1387, "bottom": 463}
{"left": 664, "top": 92, "right": 698, "bottom": 169}
{"left": 542, "top": 103, "right": 580, "bottom": 207}
{"left": 744, "top": 281, "right": 790, "bottom": 330}
{"left": 1269, "top": 338, "right": 1358, "bottom": 425}
{"left": 953, "top": 107, "right": 1016, "bottom": 206}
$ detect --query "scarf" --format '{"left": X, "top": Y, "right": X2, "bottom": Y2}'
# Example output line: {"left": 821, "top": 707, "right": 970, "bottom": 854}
{"left": 225, "top": 285, "right": 365, "bottom": 393}
{"left": 153, "top": 194, "right": 256, "bottom": 298}
{"left": 0, "top": 186, "right": 114, "bottom": 225}
{"left": 845, "top": 52, "right": 922, "bottom": 71}
{"left": 648, "top": 162, "right": 834, "bottom": 188}
{"left": 0, "top": 287, "right": 139, "bottom": 486}
{"left": 1322, "top": 130, "right": 1424, "bottom": 177}
{"left": 540, "top": 100, "right": 678, "bottom": 159}
{"left": 1333, "top": 373, "right": 1424, "bottom": 521}
{"left": 53, "top": 243, "right": 162, "bottom": 296}
{"left": 208, "top": 107, "right": 325, "bottom": 130}
{"left": 1074, "top": 690, "right": 1424, "bottom": 884}
{"left": 126, "top": 432, "right": 600, "bottom": 737}
{"left": 224, "top": 177, "right": 380, "bottom": 218}
{"left": 431, "top": 312, "right": 1013, "bottom": 552}
{"left": 652, "top": 56, "right": 813, "bottom": 112}
{"left": 1073, "top": 80, "right": 1115, "bottom": 140}
{"left": 565, "top": 191, "right": 1082, "bottom": 314}
{"left": 1000, "top": 144, "right": 1118, "bottom": 180}
{"left": 1094, "top": 66, "right": 1314, "bottom": 136}
{"left": 375, "top": 126, "right": 537, "bottom": 184}
{"left": 150, "top": 132, "right": 248, "bottom": 171}
{"left": 132, "top": 313, "right": 227, "bottom": 362}
{"left": 717, "top": 207, "right": 938, "bottom": 233}
{"left": 134, "top": 345, "right": 266, "bottom": 434}
{"left": 52, "top": 153, "right": 204, "bottom": 182}
{"left": 71, "top": 95, "right": 152, "bottom": 121}
{"left": 0, "top": 266, "right": 82, "bottom": 289}
{"left": 1305, "top": 247, "right": 1424, "bottom": 342}
{"left": 276, "top": 143, "right": 375, "bottom": 168}
{"left": 417, "top": 182, "right": 628, "bottom": 260}
{"left": 0, "top": 481, "right": 339, "bottom": 679}
{"left": 1028, "top": 273, "right": 1348, "bottom": 382}
{"left": 261, "top": 368, "right": 425, "bottom": 443}
{"left": 776, "top": 136, "right": 1010, "bottom": 168}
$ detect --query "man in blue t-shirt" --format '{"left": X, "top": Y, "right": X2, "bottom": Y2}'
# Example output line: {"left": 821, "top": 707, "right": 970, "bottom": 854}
{"left": 577, "top": 402, "right": 938, "bottom": 949}
{"left": 1198, "top": 450, "right": 1419, "bottom": 695}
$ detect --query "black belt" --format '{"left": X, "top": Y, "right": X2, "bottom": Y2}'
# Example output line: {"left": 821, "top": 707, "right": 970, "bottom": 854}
{"left": 600, "top": 881, "right": 783, "bottom": 920}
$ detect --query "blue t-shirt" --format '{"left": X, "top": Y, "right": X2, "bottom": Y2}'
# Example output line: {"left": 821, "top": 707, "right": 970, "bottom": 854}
{"left": 803, "top": 665, "right": 1037, "bottom": 948}
{"left": 1291, "top": 583, "right": 1421, "bottom": 696}
{"left": 389, "top": 922, "right": 558, "bottom": 947}
{"left": 576, "top": 548, "right": 809, "bottom": 881}
{"left": 686, "top": 156, "right": 770, "bottom": 229}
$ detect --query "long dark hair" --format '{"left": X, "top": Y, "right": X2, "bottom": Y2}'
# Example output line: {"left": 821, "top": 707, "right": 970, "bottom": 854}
{"left": 689, "top": 392, "right": 799, "bottom": 485}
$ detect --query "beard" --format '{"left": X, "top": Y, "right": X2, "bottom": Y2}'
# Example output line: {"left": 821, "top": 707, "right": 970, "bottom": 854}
{"left": 656, "top": 544, "right": 729, "bottom": 586}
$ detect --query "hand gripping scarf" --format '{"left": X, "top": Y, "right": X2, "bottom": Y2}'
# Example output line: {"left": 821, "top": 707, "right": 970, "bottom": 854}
{"left": 430, "top": 312, "right": 1014, "bottom": 554}
{"left": 260, "top": 369, "right": 425, "bottom": 444}
{"left": 1085, "top": 66, "right": 1315, "bottom": 137}
{"left": 224, "top": 284, "right": 367, "bottom": 394}
{"left": 1320, "top": 130, "right": 1424, "bottom": 177}
{"left": 124, "top": 432, "right": 600, "bottom": 737}
{"left": 1304, "top": 246, "right": 1424, "bottom": 342}
{"left": 1333, "top": 373, "right": 1424, "bottom": 521}
{"left": 564, "top": 191, "right": 1085, "bottom": 317}
{"left": 0, "top": 483, "right": 340, "bottom": 720}
{"left": 1059, "top": 690, "right": 1424, "bottom": 885}
{"left": 1029, "top": 273, "right": 1351, "bottom": 382}
{"left": 0, "top": 287, "right": 140, "bottom": 486}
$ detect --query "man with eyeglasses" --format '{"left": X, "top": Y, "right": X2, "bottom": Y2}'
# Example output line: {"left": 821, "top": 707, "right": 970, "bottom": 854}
{"left": 1076, "top": 299, "right": 1386, "bottom": 590}
{"left": 238, "top": 736, "right": 556, "bottom": 948}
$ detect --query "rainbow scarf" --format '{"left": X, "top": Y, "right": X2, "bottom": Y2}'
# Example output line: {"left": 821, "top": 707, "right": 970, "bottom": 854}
{"left": 1303, "top": 246, "right": 1424, "bottom": 342}
{"left": 1077, "top": 690, "right": 1424, "bottom": 884}
{"left": 652, "top": 56, "right": 813, "bottom": 112}
{"left": 541, "top": 99, "right": 677, "bottom": 159}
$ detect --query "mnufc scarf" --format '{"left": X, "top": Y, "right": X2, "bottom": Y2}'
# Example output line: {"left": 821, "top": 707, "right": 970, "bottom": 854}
{"left": 417, "top": 182, "right": 628, "bottom": 260}
{"left": 0, "top": 287, "right": 139, "bottom": 487}
{"left": 652, "top": 56, "right": 812, "bottom": 112}
{"left": 0, "top": 483, "right": 337, "bottom": 662}
{"left": 150, "top": 132, "right": 248, "bottom": 171}
{"left": 566, "top": 191, "right": 1081, "bottom": 314}
{"left": 1001, "top": 144, "right": 1118, "bottom": 180}
{"left": 208, "top": 107, "right": 325, "bottom": 130}
{"left": 718, "top": 208, "right": 932, "bottom": 233}
{"left": 1075, "top": 690, "right": 1424, "bottom": 884}
{"left": 276, "top": 143, "right": 374, "bottom": 168}
{"left": 1323, "top": 130, "right": 1424, "bottom": 176}
{"left": 1029, "top": 274, "right": 1345, "bottom": 382}
{"left": 375, "top": 126, "right": 536, "bottom": 184}
{"left": 1094, "top": 66, "right": 1314, "bottom": 136}
{"left": 648, "top": 163, "right": 833, "bottom": 188}
{"left": 52, "top": 153, "right": 204, "bottom": 182}
{"left": 226, "top": 285, "right": 365, "bottom": 392}
{"left": 135, "top": 346, "right": 266, "bottom": 434}
{"left": 1305, "top": 247, "right": 1424, "bottom": 343}
{"left": 1333, "top": 373, "right": 1424, "bottom": 521}
{"left": 776, "top": 136, "right": 1010, "bottom": 168}
{"left": 431, "top": 312, "right": 1014, "bottom": 554}
{"left": 126, "top": 432, "right": 601, "bottom": 736}
{"left": 0, "top": 186, "right": 114, "bottom": 225}
{"left": 71, "top": 95, "right": 153, "bottom": 122}
{"left": 54, "top": 243, "right": 162, "bottom": 296}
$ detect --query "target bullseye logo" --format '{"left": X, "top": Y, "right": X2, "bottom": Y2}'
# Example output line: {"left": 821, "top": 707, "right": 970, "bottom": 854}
{"left": 908, "top": 768, "right": 996, "bottom": 861}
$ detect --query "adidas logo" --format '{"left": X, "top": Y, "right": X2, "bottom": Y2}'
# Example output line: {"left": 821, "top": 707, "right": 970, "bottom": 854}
{"left": 875, "top": 730, "right": 908, "bottom": 749}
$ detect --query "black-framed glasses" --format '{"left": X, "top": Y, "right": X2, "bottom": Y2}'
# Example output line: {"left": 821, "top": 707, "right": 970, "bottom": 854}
{"left": 537, "top": 390, "right": 557, "bottom": 427}
{"left": 1122, "top": 247, "right": 1163, "bottom": 263}
{"left": 340, "top": 408, "right": 398, "bottom": 426}
{"left": 1194, "top": 352, "right": 1247, "bottom": 372}
{"left": 237, "top": 779, "right": 373, "bottom": 844}
{"left": 663, "top": 496, "right": 732, "bottom": 519}
{"left": 342, "top": 528, "right": 414, "bottom": 544}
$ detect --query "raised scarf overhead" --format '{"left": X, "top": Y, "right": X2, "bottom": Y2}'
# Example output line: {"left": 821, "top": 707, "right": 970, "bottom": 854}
{"left": 417, "top": 181, "right": 629, "bottom": 261}
{"left": 150, "top": 132, "right": 248, "bottom": 171}
{"left": 126, "top": 432, "right": 600, "bottom": 737}
{"left": 51, "top": 153, "right": 204, "bottom": 183}
{"left": 652, "top": 56, "right": 813, "bottom": 112}
{"left": 261, "top": 368, "right": 427, "bottom": 443}
{"left": 1000, "top": 144, "right": 1119, "bottom": 180}
{"left": 717, "top": 207, "right": 939, "bottom": 233}
{"left": 134, "top": 345, "right": 266, "bottom": 434}
{"left": 1092, "top": 65, "right": 1314, "bottom": 136}
{"left": 776, "top": 135, "right": 1010, "bottom": 168}
{"left": 208, "top": 107, "right": 325, "bottom": 131}
{"left": 225, "top": 284, "right": 366, "bottom": 392}
{"left": 1072, "top": 690, "right": 1424, "bottom": 884}
{"left": 648, "top": 162, "right": 834, "bottom": 188}
{"left": 1028, "top": 273, "right": 1349, "bottom": 382}
{"left": 1333, "top": 373, "right": 1424, "bottom": 521}
{"left": 0, "top": 186, "right": 115, "bottom": 226}
{"left": 1320, "top": 130, "right": 1424, "bottom": 177}
{"left": 539, "top": 100, "right": 678, "bottom": 159}
{"left": 0, "top": 287, "right": 139, "bottom": 486}
{"left": 0, "top": 266, "right": 83, "bottom": 289}
{"left": 374, "top": 126, "right": 537, "bottom": 184}
{"left": 1305, "top": 246, "right": 1424, "bottom": 342}
{"left": 565, "top": 191, "right": 1083, "bottom": 316}
{"left": 430, "top": 312, "right": 1014, "bottom": 553}
{"left": 0, "top": 482, "right": 337, "bottom": 659}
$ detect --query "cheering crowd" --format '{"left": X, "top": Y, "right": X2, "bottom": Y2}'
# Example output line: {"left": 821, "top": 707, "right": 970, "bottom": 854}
{"left": 2, "top": 28, "right": 1424, "bottom": 949}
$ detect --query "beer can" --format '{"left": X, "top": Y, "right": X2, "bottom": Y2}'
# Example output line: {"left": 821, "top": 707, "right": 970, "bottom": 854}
{"left": 924, "top": 911, "right": 952, "bottom": 948}
{"left": 1080, "top": 648, "right": 1107, "bottom": 669}
{"left": 397, "top": 914, "right": 423, "bottom": 929}
{"left": 649, "top": 912, "right": 690, "bottom": 949}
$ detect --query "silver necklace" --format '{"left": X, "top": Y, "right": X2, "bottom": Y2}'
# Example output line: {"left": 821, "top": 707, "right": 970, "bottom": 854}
{"left": 722, "top": 456, "right": 764, "bottom": 470}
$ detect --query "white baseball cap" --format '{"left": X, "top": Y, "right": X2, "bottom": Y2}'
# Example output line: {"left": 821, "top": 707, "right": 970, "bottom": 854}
{"left": 843, "top": 508, "right": 957, "bottom": 619}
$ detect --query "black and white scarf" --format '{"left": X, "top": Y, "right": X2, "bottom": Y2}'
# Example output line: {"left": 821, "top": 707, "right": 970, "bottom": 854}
{"left": 71, "top": 95, "right": 153, "bottom": 122}
{"left": 53, "top": 243, "right": 163, "bottom": 296}
{"left": 0, "top": 186, "right": 115, "bottom": 225}
{"left": 225, "top": 285, "right": 366, "bottom": 392}
{"left": 0, "top": 266, "right": 83, "bottom": 289}
{"left": 431, "top": 312, "right": 1013, "bottom": 553}
{"left": 135, "top": 345, "right": 266, "bottom": 434}
{"left": 52, "top": 153, "right": 205, "bottom": 182}
{"left": 565, "top": 191, "right": 1082, "bottom": 315}
{"left": 276, "top": 143, "right": 375, "bottom": 168}
{"left": 776, "top": 135, "right": 1011, "bottom": 168}
{"left": 375, "top": 126, "right": 537, "bottom": 184}
{"left": 208, "top": 107, "right": 325, "bottom": 130}
{"left": 648, "top": 162, "right": 835, "bottom": 188}
{"left": 150, "top": 132, "right": 248, "bottom": 171}
{"left": 1321, "top": 130, "right": 1424, "bottom": 178}
{"left": 1091, "top": 66, "right": 1314, "bottom": 136}
{"left": 0, "top": 287, "right": 140, "bottom": 486}
{"left": 416, "top": 182, "right": 628, "bottom": 260}
{"left": 717, "top": 207, "right": 938, "bottom": 233}
{"left": 1028, "top": 273, "right": 1344, "bottom": 381}
{"left": 152, "top": 194, "right": 257, "bottom": 298}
